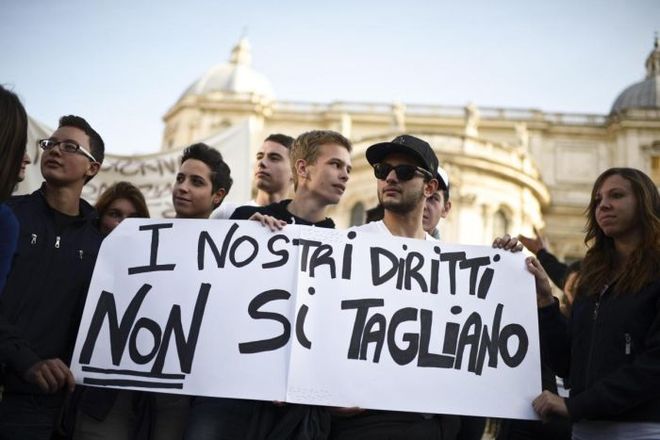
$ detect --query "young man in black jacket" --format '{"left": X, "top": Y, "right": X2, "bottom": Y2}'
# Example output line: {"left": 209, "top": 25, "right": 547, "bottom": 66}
{"left": 0, "top": 115, "right": 104, "bottom": 439}
{"left": 184, "top": 130, "right": 352, "bottom": 440}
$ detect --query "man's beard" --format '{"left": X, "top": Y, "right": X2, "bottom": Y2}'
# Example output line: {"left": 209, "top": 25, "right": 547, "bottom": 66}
{"left": 378, "top": 186, "right": 425, "bottom": 214}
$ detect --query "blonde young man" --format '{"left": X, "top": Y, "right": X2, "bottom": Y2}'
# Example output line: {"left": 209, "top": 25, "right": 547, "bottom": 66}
{"left": 231, "top": 130, "right": 351, "bottom": 227}
{"left": 184, "top": 130, "right": 352, "bottom": 440}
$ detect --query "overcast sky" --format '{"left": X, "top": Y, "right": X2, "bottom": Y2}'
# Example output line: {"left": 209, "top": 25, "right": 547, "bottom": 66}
{"left": 2, "top": 0, "right": 658, "bottom": 155}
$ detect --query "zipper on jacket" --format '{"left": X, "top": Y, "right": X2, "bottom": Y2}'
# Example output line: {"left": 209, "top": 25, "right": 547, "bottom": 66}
{"left": 625, "top": 333, "right": 631, "bottom": 355}
{"left": 79, "top": 250, "right": 84, "bottom": 260}
{"left": 592, "top": 284, "right": 608, "bottom": 321}
{"left": 31, "top": 234, "right": 37, "bottom": 244}
{"left": 55, "top": 236, "right": 61, "bottom": 248}
{"left": 586, "top": 284, "right": 609, "bottom": 386}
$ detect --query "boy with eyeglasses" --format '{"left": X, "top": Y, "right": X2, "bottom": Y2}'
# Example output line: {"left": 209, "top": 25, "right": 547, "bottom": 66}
{"left": 0, "top": 115, "right": 105, "bottom": 439}
{"left": 331, "top": 135, "right": 460, "bottom": 440}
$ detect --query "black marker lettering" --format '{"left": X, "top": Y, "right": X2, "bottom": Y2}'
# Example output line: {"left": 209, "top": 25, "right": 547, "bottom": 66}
{"left": 295, "top": 304, "right": 312, "bottom": 349}
{"left": 151, "top": 283, "right": 210, "bottom": 374}
{"left": 476, "top": 303, "right": 502, "bottom": 375}
{"left": 197, "top": 223, "right": 239, "bottom": 269}
{"left": 229, "top": 235, "right": 259, "bottom": 268}
{"left": 239, "top": 289, "right": 291, "bottom": 353}
{"left": 263, "top": 234, "right": 290, "bottom": 268}
{"left": 292, "top": 239, "right": 322, "bottom": 272}
{"left": 128, "top": 224, "right": 176, "bottom": 274}
{"left": 79, "top": 284, "right": 153, "bottom": 365}
{"left": 404, "top": 251, "right": 427, "bottom": 292}
{"left": 454, "top": 312, "right": 482, "bottom": 373}
{"left": 477, "top": 268, "right": 495, "bottom": 300}
{"left": 79, "top": 282, "right": 210, "bottom": 375}
{"left": 309, "top": 244, "right": 336, "bottom": 278}
{"left": 418, "top": 309, "right": 453, "bottom": 368}
{"left": 440, "top": 252, "right": 466, "bottom": 295}
{"left": 370, "top": 247, "right": 399, "bottom": 286}
{"left": 128, "top": 317, "right": 161, "bottom": 364}
{"left": 361, "top": 314, "right": 386, "bottom": 362}
{"left": 459, "top": 256, "right": 491, "bottom": 297}
{"left": 342, "top": 298, "right": 384, "bottom": 359}
{"left": 342, "top": 232, "right": 355, "bottom": 279}
{"left": 387, "top": 307, "right": 419, "bottom": 365}
{"left": 499, "top": 323, "right": 528, "bottom": 367}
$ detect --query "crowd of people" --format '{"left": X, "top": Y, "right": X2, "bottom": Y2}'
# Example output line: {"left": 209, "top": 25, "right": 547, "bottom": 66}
{"left": 0, "top": 84, "right": 658, "bottom": 440}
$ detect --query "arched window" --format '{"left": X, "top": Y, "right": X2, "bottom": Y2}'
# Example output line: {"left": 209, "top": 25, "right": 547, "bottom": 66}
{"left": 350, "top": 202, "right": 366, "bottom": 226}
{"left": 493, "top": 209, "right": 509, "bottom": 238}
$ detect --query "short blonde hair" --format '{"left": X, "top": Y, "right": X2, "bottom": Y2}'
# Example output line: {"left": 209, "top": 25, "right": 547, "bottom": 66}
{"left": 290, "top": 130, "right": 352, "bottom": 189}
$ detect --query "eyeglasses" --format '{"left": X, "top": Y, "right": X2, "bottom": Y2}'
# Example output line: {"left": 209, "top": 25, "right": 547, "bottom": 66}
{"left": 38, "top": 139, "right": 97, "bottom": 162}
{"left": 373, "top": 163, "right": 433, "bottom": 181}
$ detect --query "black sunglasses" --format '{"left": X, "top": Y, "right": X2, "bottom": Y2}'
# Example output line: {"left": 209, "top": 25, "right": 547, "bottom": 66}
{"left": 373, "top": 163, "right": 432, "bottom": 181}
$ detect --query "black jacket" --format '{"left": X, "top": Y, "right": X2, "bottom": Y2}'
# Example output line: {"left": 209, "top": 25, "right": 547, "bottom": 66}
{"left": 0, "top": 186, "right": 102, "bottom": 394}
{"left": 539, "top": 278, "right": 660, "bottom": 422}
{"left": 231, "top": 199, "right": 335, "bottom": 228}
{"left": 537, "top": 249, "right": 569, "bottom": 289}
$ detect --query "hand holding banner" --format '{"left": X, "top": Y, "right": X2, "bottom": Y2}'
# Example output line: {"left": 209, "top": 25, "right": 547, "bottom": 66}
{"left": 71, "top": 219, "right": 541, "bottom": 419}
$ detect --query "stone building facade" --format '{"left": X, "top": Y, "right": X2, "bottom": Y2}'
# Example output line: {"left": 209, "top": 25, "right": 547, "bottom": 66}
{"left": 159, "top": 37, "right": 660, "bottom": 261}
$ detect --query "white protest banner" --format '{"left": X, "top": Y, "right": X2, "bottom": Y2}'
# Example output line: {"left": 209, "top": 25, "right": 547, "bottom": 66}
{"left": 71, "top": 219, "right": 541, "bottom": 419}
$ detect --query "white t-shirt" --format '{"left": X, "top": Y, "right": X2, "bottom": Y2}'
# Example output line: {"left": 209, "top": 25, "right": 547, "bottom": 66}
{"left": 351, "top": 220, "right": 434, "bottom": 240}
{"left": 350, "top": 220, "right": 435, "bottom": 420}
{"left": 210, "top": 199, "right": 258, "bottom": 220}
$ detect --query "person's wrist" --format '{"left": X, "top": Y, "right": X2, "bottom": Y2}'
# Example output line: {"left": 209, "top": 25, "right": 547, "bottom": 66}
{"left": 538, "top": 295, "right": 554, "bottom": 308}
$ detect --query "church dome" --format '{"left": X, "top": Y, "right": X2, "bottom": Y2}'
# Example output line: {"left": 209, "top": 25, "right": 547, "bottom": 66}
{"left": 180, "top": 38, "right": 274, "bottom": 101}
{"left": 611, "top": 37, "right": 660, "bottom": 114}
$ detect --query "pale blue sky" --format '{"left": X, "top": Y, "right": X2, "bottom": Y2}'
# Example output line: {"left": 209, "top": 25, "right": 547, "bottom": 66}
{"left": 2, "top": 0, "right": 658, "bottom": 154}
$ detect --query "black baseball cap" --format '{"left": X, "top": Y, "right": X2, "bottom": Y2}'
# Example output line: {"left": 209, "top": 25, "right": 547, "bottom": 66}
{"left": 366, "top": 135, "right": 438, "bottom": 175}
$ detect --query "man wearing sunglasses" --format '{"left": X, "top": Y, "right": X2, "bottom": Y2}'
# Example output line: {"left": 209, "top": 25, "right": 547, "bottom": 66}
{"left": 332, "top": 135, "right": 460, "bottom": 439}
{"left": 0, "top": 116, "right": 104, "bottom": 439}
{"left": 351, "top": 135, "right": 439, "bottom": 239}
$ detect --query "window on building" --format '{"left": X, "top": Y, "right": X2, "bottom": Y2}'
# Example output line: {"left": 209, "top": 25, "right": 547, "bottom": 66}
{"left": 493, "top": 209, "right": 509, "bottom": 238}
{"left": 350, "top": 202, "right": 366, "bottom": 226}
